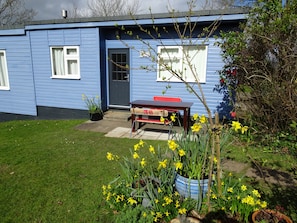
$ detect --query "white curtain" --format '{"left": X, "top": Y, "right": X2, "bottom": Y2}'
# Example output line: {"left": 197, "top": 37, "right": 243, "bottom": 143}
{"left": 52, "top": 48, "right": 65, "bottom": 75}
{"left": 0, "top": 52, "right": 7, "bottom": 87}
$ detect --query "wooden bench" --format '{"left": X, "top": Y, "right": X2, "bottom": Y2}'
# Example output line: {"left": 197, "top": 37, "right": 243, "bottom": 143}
{"left": 153, "top": 96, "right": 182, "bottom": 126}
{"left": 130, "top": 107, "right": 173, "bottom": 138}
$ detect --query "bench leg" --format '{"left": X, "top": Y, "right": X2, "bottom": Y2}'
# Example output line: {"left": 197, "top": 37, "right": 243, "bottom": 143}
{"left": 130, "top": 121, "right": 136, "bottom": 138}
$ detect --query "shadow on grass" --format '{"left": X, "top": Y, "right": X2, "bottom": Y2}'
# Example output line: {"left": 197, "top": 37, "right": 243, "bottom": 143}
{"left": 248, "top": 163, "right": 297, "bottom": 222}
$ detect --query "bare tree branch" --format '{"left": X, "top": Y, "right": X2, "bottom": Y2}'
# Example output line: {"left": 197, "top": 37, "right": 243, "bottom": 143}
{"left": 0, "top": 0, "right": 36, "bottom": 26}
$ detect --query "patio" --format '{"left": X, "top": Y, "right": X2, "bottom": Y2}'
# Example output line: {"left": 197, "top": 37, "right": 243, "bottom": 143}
{"left": 75, "top": 109, "right": 183, "bottom": 140}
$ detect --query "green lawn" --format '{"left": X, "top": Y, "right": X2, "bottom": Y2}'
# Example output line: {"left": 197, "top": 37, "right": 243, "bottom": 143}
{"left": 0, "top": 120, "right": 296, "bottom": 222}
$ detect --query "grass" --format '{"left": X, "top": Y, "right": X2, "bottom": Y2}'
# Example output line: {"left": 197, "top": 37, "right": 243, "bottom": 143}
{"left": 0, "top": 120, "right": 296, "bottom": 222}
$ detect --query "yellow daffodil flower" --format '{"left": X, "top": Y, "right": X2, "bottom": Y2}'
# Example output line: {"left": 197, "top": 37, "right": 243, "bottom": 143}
{"left": 149, "top": 145, "right": 155, "bottom": 154}
{"left": 178, "top": 208, "right": 187, "bottom": 215}
{"left": 127, "top": 197, "right": 137, "bottom": 205}
{"left": 174, "top": 161, "right": 183, "bottom": 170}
{"left": 138, "top": 139, "right": 144, "bottom": 147}
{"left": 106, "top": 152, "right": 114, "bottom": 160}
{"left": 241, "top": 185, "right": 247, "bottom": 191}
{"left": 252, "top": 189, "right": 261, "bottom": 198}
{"left": 227, "top": 187, "right": 233, "bottom": 193}
{"left": 231, "top": 121, "right": 242, "bottom": 132}
{"left": 170, "top": 113, "right": 176, "bottom": 122}
{"left": 158, "top": 159, "right": 167, "bottom": 169}
{"left": 191, "top": 123, "right": 202, "bottom": 132}
{"left": 178, "top": 149, "right": 186, "bottom": 157}
{"left": 200, "top": 115, "right": 207, "bottom": 123}
{"left": 133, "top": 152, "right": 139, "bottom": 159}
{"left": 168, "top": 140, "right": 178, "bottom": 151}
{"left": 134, "top": 143, "right": 140, "bottom": 151}
{"left": 140, "top": 158, "right": 146, "bottom": 167}
{"left": 241, "top": 126, "right": 249, "bottom": 134}
{"left": 193, "top": 113, "right": 199, "bottom": 121}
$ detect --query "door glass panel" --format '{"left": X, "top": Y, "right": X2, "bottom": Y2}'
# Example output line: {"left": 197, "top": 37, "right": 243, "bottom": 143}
{"left": 111, "top": 53, "right": 128, "bottom": 81}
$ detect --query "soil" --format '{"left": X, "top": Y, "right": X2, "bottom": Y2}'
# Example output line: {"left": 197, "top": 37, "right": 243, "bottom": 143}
{"left": 221, "top": 159, "right": 297, "bottom": 187}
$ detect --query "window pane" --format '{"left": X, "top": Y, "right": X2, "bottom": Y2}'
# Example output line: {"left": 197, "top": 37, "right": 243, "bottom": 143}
{"left": 183, "top": 45, "right": 207, "bottom": 82}
{"left": 66, "top": 48, "right": 77, "bottom": 55}
{"left": 159, "top": 58, "right": 180, "bottom": 80}
{"left": 160, "top": 48, "right": 179, "bottom": 57}
{"left": 52, "top": 48, "right": 65, "bottom": 75}
{"left": 51, "top": 46, "right": 80, "bottom": 78}
{"left": 67, "top": 60, "right": 78, "bottom": 74}
{"left": 0, "top": 51, "right": 9, "bottom": 88}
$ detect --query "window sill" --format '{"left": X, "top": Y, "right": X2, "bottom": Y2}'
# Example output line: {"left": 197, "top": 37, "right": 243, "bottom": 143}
{"left": 51, "top": 76, "right": 81, "bottom": 80}
{"left": 0, "top": 86, "right": 10, "bottom": 90}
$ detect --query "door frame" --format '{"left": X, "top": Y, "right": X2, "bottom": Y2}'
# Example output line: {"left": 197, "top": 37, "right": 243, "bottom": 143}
{"left": 107, "top": 48, "right": 130, "bottom": 109}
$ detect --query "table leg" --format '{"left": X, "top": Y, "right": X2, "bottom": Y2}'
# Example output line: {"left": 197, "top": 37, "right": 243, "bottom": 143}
{"left": 131, "top": 113, "right": 136, "bottom": 132}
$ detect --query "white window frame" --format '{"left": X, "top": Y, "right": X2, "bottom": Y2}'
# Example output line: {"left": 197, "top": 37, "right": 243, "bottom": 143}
{"left": 0, "top": 50, "right": 10, "bottom": 90}
{"left": 157, "top": 45, "right": 208, "bottom": 83}
{"left": 50, "top": 46, "right": 80, "bottom": 79}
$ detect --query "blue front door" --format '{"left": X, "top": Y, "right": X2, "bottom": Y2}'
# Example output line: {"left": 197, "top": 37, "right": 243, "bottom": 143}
{"left": 108, "top": 48, "right": 130, "bottom": 108}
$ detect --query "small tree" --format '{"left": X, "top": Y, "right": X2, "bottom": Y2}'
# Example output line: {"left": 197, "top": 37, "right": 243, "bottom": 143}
{"left": 218, "top": 0, "right": 297, "bottom": 133}
{"left": 114, "top": 0, "right": 237, "bottom": 211}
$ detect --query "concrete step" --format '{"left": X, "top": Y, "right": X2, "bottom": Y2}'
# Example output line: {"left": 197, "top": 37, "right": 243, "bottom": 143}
{"left": 103, "top": 109, "right": 131, "bottom": 121}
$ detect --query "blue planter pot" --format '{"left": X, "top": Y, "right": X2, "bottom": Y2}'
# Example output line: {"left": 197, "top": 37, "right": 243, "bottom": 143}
{"left": 175, "top": 173, "right": 209, "bottom": 200}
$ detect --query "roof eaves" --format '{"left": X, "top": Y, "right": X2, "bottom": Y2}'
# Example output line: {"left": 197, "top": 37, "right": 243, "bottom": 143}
{"left": 26, "top": 7, "right": 249, "bottom": 27}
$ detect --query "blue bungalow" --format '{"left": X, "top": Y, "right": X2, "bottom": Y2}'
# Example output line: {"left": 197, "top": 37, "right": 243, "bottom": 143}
{"left": 0, "top": 8, "right": 247, "bottom": 120}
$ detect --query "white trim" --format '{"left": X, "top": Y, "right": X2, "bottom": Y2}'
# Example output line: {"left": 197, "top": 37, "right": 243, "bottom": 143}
{"left": 50, "top": 46, "right": 80, "bottom": 79}
{"left": 157, "top": 45, "right": 208, "bottom": 83}
{"left": 0, "top": 50, "right": 10, "bottom": 90}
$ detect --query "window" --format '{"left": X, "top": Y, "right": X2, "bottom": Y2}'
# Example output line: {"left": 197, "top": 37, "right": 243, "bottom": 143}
{"left": 157, "top": 45, "right": 208, "bottom": 83}
{"left": 50, "top": 46, "right": 80, "bottom": 79}
{"left": 0, "top": 50, "right": 9, "bottom": 90}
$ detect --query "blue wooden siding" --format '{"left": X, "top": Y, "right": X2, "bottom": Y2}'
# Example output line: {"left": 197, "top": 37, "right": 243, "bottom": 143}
{"left": 106, "top": 38, "right": 224, "bottom": 116}
{"left": 30, "top": 28, "right": 101, "bottom": 111}
{"left": 0, "top": 34, "right": 36, "bottom": 116}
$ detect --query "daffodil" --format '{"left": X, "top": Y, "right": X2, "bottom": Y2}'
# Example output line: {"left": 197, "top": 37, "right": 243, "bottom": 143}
{"left": 227, "top": 187, "right": 233, "bottom": 193}
{"left": 191, "top": 123, "right": 202, "bottom": 132}
{"left": 231, "top": 121, "right": 242, "bottom": 132}
{"left": 149, "top": 145, "right": 155, "bottom": 154}
{"left": 133, "top": 152, "right": 139, "bottom": 159}
{"left": 178, "top": 208, "right": 187, "bottom": 215}
{"left": 200, "top": 114, "right": 207, "bottom": 123}
{"left": 170, "top": 113, "right": 177, "bottom": 122}
{"left": 178, "top": 149, "right": 186, "bottom": 157}
{"left": 252, "top": 189, "right": 261, "bottom": 198}
{"left": 140, "top": 158, "right": 146, "bottom": 167}
{"left": 241, "top": 125, "right": 249, "bottom": 134}
{"left": 168, "top": 140, "right": 178, "bottom": 151}
{"left": 241, "top": 185, "right": 247, "bottom": 191}
{"left": 158, "top": 159, "right": 167, "bottom": 169}
{"left": 174, "top": 161, "right": 183, "bottom": 170}
{"left": 192, "top": 113, "right": 199, "bottom": 121}
{"left": 106, "top": 152, "right": 114, "bottom": 160}
{"left": 134, "top": 143, "right": 140, "bottom": 151}
{"left": 127, "top": 197, "right": 137, "bottom": 205}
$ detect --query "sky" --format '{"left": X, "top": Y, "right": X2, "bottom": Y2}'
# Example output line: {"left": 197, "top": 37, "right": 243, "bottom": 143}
{"left": 24, "top": 0, "right": 198, "bottom": 21}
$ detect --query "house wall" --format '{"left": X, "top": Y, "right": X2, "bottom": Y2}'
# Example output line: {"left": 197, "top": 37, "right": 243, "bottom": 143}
{"left": 0, "top": 32, "right": 37, "bottom": 116}
{"left": 30, "top": 28, "right": 101, "bottom": 112}
{"left": 106, "top": 37, "right": 224, "bottom": 116}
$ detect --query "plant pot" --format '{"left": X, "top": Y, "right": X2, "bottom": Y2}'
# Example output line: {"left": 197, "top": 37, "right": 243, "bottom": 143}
{"left": 174, "top": 173, "right": 209, "bottom": 200}
{"left": 252, "top": 209, "right": 293, "bottom": 223}
{"left": 89, "top": 112, "right": 103, "bottom": 121}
